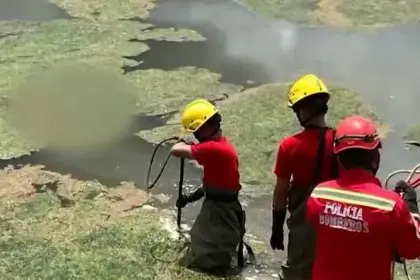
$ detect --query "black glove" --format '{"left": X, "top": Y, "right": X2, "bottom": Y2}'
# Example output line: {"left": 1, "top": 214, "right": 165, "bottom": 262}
{"left": 270, "top": 209, "right": 287, "bottom": 250}
{"left": 176, "top": 195, "right": 188, "bottom": 208}
{"left": 394, "top": 254, "right": 404, "bottom": 263}
{"left": 394, "top": 180, "right": 419, "bottom": 214}
{"left": 176, "top": 188, "right": 205, "bottom": 209}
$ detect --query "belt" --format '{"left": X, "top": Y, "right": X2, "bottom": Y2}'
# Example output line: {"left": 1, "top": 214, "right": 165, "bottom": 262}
{"left": 204, "top": 187, "right": 239, "bottom": 202}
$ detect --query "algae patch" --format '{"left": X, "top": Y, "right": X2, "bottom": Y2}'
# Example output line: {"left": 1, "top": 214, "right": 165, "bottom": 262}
{"left": 50, "top": 0, "right": 156, "bottom": 20}
{"left": 0, "top": 17, "right": 203, "bottom": 159}
{"left": 240, "top": 0, "right": 420, "bottom": 27}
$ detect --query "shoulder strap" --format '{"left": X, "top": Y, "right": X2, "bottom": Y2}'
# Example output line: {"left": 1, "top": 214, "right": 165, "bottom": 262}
{"left": 330, "top": 129, "right": 339, "bottom": 178}
{"left": 311, "top": 128, "right": 327, "bottom": 186}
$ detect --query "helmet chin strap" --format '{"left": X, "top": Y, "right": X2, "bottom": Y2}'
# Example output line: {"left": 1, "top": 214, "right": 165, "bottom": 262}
{"left": 371, "top": 150, "right": 380, "bottom": 175}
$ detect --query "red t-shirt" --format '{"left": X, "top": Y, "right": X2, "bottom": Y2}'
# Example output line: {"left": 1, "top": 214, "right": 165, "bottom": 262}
{"left": 274, "top": 128, "right": 335, "bottom": 187}
{"left": 190, "top": 136, "right": 240, "bottom": 190}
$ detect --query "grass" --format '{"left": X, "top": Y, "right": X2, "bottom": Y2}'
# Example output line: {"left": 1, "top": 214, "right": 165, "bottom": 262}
{"left": 339, "top": 0, "right": 420, "bottom": 26}
{"left": 0, "top": 17, "right": 203, "bottom": 158}
{"left": 240, "top": 0, "right": 316, "bottom": 24}
{"left": 139, "top": 83, "right": 382, "bottom": 191}
{"left": 0, "top": 165, "right": 223, "bottom": 280}
{"left": 405, "top": 125, "right": 420, "bottom": 143}
{"left": 0, "top": 1, "right": 249, "bottom": 279}
{"left": 0, "top": 0, "right": 417, "bottom": 278}
{"left": 241, "top": 0, "right": 420, "bottom": 27}
{"left": 50, "top": 0, "right": 156, "bottom": 20}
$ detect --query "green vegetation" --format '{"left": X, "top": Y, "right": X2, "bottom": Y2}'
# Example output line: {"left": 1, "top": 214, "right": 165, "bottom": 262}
{"left": 240, "top": 0, "right": 315, "bottom": 24}
{"left": 241, "top": 0, "right": 420, "bottom": 27}
{"left": 0, "top": 12, "right": 203, "bottom": 158}
{"left": 50, "top": 0, "right": 156, "bottom": 20}
{"left": 405, "top": 124, "right": 420, "bottom": 143}
{"left": 0, "top": 0, "right": 417, "bottom": 278}
{"left": 0, "top": 166, "right": 223, "bottom": 280}
{"left": 140, "top": 83, "right": 381, "bottom": 190}
{"left": 339, "top": 0, "right": 420, "bottom": 26}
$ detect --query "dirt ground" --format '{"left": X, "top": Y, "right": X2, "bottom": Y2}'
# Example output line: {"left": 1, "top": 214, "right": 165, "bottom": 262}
{"left": 0, "top": 165, "right": 150, "bottom": 215}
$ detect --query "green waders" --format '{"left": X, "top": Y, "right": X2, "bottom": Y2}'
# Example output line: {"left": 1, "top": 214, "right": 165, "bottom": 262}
{"left": 179, "top": 186, "right": 249, "bottom": 276}
{"left": 280, "top": 128, "right": 338, "bottom": 280}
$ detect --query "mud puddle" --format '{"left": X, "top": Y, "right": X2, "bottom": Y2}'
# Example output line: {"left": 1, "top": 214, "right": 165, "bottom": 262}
{"left": 0, "top": 0, "right": 71, "bottom": 21}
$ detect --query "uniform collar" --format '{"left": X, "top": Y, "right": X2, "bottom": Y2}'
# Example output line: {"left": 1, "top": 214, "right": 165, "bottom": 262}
{"left": 339, "top": 168, "right": 382, "bottom": 186}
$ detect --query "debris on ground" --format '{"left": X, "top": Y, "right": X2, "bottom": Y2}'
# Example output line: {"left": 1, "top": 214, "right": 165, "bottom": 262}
{"left": 0, "top": 164, "right": 150, "bottom": 217}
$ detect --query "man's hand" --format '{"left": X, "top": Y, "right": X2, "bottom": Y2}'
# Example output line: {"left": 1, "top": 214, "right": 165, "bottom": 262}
{"left": 176, "top": 195, "right": 188, "bottom": 208}
{"left": 176, "top": 188, "right": 205, "bottom": 209}
{"left": 394, "top": 254, "right": 404, "bottom": 264}
{"left": 394, "top": 180, "right": 419, "bottom": 214}
{"left": 270, "top": 209, "right": 287, "bottom": 250}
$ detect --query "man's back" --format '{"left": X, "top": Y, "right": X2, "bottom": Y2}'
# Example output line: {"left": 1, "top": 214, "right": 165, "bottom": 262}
{"left": 274, "top": 128, "right": 335, "bottom": 188}
{"left": 306, "top": 169, "right": 401, "bottom": 280}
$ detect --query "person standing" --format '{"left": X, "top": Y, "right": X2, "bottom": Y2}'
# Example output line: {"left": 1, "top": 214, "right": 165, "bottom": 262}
{"left": 306, "top": 115, "right": 420, "bottom": 280}
{"left": 270, "top": 74, "right": 338, "bottom": 280}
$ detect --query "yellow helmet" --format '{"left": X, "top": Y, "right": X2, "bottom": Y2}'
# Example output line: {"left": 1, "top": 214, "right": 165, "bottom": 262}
{"left": 181, "top": 99, "right": 218, "bottom": 133}
{"left": 287, "top": 74, "right": 330, "bottom": 107}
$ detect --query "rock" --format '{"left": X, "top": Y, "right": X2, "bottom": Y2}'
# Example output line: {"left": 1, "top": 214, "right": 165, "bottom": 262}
{"left": 56, "top": 183, "right": 75, "bottom": 207}
{"left": 141, "top": 205, "right": 158, "bottom": 212}
{"left": 153, "top": 193, "right": 171, "bottom": 204}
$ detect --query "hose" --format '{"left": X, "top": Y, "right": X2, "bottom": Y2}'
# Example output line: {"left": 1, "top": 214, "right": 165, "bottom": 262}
{"left": 146, "top": 136, "right": 179, "bottom": 191}
{"left": 146, "top": 136, "right": 189, "bottom": 263}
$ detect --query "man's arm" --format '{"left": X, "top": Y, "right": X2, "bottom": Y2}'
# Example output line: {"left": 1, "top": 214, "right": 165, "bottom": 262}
{"left": 270, "top": 141, "right": 291, "bottom": 250}
{"left": 393, "top": 200, "right": 420, "bottom": 259}
{"left": 394, "top": 181, "right": 420, "bottom": 259}
{"left": 272, "top": 142, "right": 292, "bottom": 210}
{"left": 273, "top": 177, "right": 290, "bottom": 210}
{"left": 170, "top": 142, "right": 194, "bottom": 159}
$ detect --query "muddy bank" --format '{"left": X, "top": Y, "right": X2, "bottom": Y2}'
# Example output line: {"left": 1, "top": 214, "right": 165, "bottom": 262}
{"left": 0, "top": 0, "right": 71, "bottom": 21}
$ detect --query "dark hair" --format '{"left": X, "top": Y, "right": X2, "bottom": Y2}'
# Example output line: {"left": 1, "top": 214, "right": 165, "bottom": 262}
{"left": 293, "top": 94, "right": 329, "bottom": 113}
{"left": 338, "top": 148, "right": 377, "bottom": 170}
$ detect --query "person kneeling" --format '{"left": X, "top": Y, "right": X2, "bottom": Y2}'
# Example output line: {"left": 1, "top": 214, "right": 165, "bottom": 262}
{"left": 170, "top": 99, "right": 245, "bottom": 276}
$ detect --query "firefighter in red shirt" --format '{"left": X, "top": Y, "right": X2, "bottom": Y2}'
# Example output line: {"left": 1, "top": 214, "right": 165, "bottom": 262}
{"left": 306, "top": 115, "right": 420, "bottom": 280}
{"left": 170, "top": 99, "right": 245, "bottom": 275}
{"left": 271, "top": 74, "right": 338, "bottom": 280}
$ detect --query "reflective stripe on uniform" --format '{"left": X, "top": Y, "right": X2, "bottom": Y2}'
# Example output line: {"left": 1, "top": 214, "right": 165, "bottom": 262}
{"left": 311, "top": 186, "right": 396, "bottom": 211}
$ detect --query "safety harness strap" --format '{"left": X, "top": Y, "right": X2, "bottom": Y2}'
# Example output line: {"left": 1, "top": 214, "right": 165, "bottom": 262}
{"left": 311, "top": 127, "right": 327, "bottom": 186}
{"left": 330, "top": 129, "right": 339, "bottom": 178}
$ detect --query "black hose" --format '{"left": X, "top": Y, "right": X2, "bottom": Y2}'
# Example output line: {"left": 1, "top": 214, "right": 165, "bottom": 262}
{"left": 177, "top": 158, "right": 185, "bottom": 228}
{"left": 146, "top": 136, "right": 190, "bottom": 263}
{"left": 146, "top": 136, "right": 179, "bottom": 191}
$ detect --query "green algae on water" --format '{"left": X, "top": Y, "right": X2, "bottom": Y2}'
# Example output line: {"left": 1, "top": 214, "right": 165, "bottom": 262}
{"left": 50, "top": 0, "right": 156, "bottom": 20}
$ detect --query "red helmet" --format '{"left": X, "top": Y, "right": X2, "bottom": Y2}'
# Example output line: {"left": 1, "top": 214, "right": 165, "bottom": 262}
{"left": 334, "top": 115, "right": 381, "bottom": 154}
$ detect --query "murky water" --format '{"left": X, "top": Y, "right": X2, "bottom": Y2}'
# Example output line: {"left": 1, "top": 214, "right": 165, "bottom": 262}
{"left": 0, "top": 0, "right": 70, "bottom": 21}
{"left": 2, "top": 0, "right": 420, "bottom": 277}
{"left": 0, "top": 112, "right": 200, "bottom": 190}
{"left": 144, "top": 0, "right": 420, "bottom": 276}
{"left": 146, "top": 0, "right": 420, "bottom": 178}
